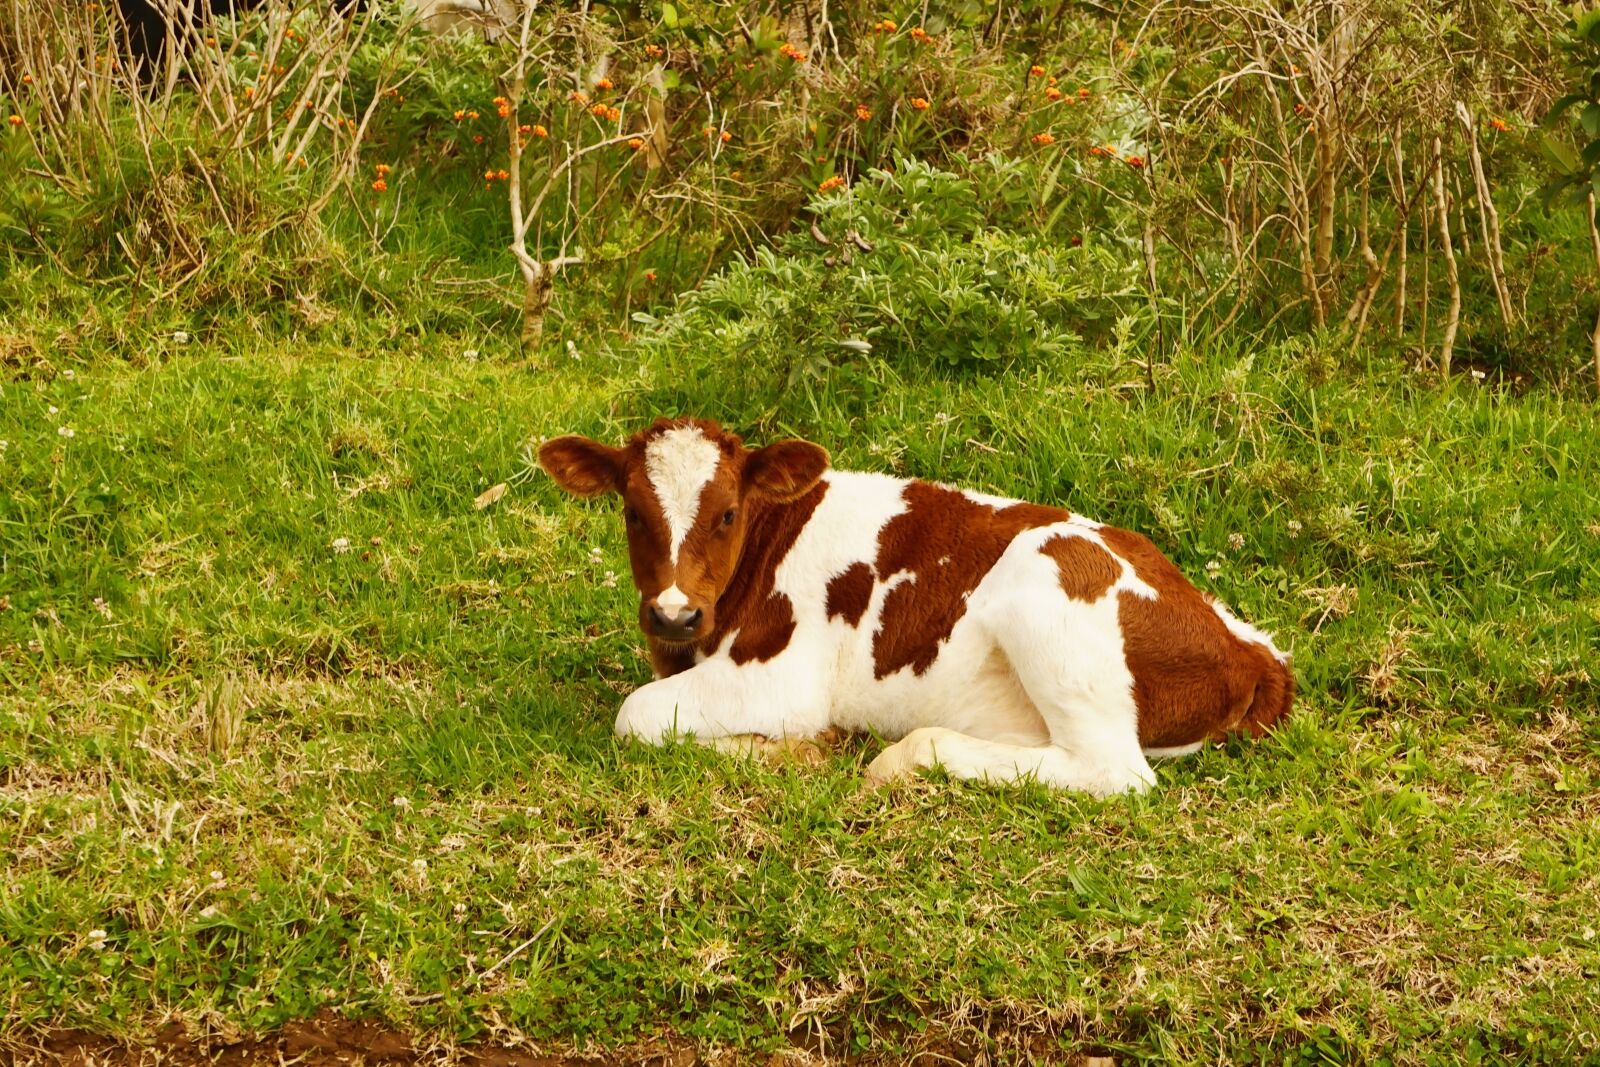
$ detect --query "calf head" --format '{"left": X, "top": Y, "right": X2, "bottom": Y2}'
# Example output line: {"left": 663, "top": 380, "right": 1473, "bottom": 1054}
{"left": 539, "top": 419, "right": 829, "bottom": 647}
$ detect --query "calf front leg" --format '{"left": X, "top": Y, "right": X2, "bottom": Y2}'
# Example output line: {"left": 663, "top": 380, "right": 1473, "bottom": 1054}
{"left": 614, "top": 656, "right": 831, "bottom": 745}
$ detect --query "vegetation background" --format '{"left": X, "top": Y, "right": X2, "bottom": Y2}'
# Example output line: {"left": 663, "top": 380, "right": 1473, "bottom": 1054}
{"left": 2, "top": 0, "right": 1598, "bottom": 1062}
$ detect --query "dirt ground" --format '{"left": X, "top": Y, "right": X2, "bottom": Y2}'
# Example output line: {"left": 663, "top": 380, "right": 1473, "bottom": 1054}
{"left": 1, "top": 1016, "right": 1103, "bottom": 1067}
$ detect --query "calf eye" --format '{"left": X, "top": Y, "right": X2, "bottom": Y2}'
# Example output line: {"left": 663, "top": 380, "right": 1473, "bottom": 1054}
{"left": 722, "top": 509, "right": 736, "bottom": 526}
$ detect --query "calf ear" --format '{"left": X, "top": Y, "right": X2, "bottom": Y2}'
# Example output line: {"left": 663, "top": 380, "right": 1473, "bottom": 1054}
{"left": 744, "top": 439, "right": 830, "bottom": 501}
{"left": 538, "top": 435, "right": 624, "bottom": 496}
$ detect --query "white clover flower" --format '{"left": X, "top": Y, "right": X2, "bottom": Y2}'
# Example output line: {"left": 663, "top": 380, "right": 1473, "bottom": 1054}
{"left": 62, "top": 369, "right": 76, "bottom": 380}
{"left": 410, "top": 858, "right": 428, "bottom": 874}
{"left": 588, "top": 546, "right": 604, "bottom": 565}
{"left": 209, "top": 869, "right": 224, "bottom": 882}
{"left": 392, "top": 795, "right": 411, "bottom": 810}
{"left": 330, "top": 537, "right": 351, "bottom": 554}
{"left": 1227, "top": 532, "right": 1245, "bottom": 552}
{"left": 0, "top": 440, "right": 9, "bottom": 451}
{"left": 173, "top": 330, "right": 191, "bottom": 344}
{"left": 463, "top": 348, "right": 480, "bottom": 360}
{"left": 93, "top": 597, "right": 113, "bottom": 620}
{"left": 1205, "top": 559, "right": 1222, "bottom": 578}
{"left": 48, "top": 405, "right": 58, "bottom": 415}
{"left": 58, "top": 426, "right": 75, "bottom": 439}
{"left": 88, "top": 928, "right": 108, "bottom": 944}
{"left": 602, "top": 570, "right": 618, "bottom": 589}
{"left": 1287, "top": 520, "right": 1303, "bottom": 540}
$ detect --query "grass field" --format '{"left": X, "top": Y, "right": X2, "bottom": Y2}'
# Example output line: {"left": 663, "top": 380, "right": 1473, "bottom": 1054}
{"left": 3, "top": 322, "right": 1598, "bottom": 1062}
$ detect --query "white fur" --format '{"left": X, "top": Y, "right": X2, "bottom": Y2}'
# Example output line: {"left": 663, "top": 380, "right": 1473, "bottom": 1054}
{"left": 644, "top": 426, "right": 722, "bottom": 566}
{"left": 657, "top": 585, "right": 690, "bottom": 612}
{"left": 1208, "top": 598, "right": 1288, "bottom": 663}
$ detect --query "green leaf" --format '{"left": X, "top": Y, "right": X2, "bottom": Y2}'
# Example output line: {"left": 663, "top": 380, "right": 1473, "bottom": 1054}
{"left": 660, "top": 2, "right": 677, "bottom": 29}
{"left": 1582, "top": 138, "right": 1600, "bottom": 166}
{"left": 1583, "top": 102, "right": 1600, "bottom": 138}
{"left": 1544, "top": 92, "right": 1589, "bottom": 127}
{"left": 1541, "top": 132, "right": 1582, "bottom": 175}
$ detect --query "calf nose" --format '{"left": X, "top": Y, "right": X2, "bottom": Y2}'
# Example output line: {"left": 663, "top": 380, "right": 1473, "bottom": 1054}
{"left": 649, "top": 604, "right": 703, "bottom": 635}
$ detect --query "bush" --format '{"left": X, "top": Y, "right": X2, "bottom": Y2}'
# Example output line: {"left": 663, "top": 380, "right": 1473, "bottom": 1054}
{"left": 626, "top": 157, "right": 1146, "bottom": 417}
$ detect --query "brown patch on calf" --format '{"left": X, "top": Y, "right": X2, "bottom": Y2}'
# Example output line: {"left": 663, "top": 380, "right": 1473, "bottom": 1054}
{"left": 871, "top": 483, "right": 1069, "bottom": 679}
{"left": 1038, "top": 534, "right": 1120, "bottom": 602}
{"left": 710, "top": 481, "right": 829, "bottom": 667}
{"left": 1096, "top": 526, "right": 1294, "bottom": 748}
{"left": 825, "top": 562, "right": 874, "bottom": 628}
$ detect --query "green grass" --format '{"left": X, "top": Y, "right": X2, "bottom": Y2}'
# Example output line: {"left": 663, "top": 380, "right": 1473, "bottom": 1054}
{"left": 2, "top": 322, "right": 1598, "bottom": 1063}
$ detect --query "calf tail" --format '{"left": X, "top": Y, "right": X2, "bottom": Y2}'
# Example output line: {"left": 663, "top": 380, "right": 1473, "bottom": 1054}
{"left": 1239, "top": 651, "right": 1295, "bottom": 737}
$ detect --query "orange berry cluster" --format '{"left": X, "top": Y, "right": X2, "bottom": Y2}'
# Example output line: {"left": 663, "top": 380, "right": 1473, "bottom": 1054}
{"left": 779, "top": 42, "right": 806, "bottom": 61}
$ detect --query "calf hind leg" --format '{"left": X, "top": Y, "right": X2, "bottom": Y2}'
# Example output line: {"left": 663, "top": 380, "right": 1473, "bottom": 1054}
{"left": 866, "top": 728, "right": 1151, "bottom": 797}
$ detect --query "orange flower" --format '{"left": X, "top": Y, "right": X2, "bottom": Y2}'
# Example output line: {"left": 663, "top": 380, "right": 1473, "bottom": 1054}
{"left": 496, "top": 169, "right": 509, "bottom": 180}
{"left": 1029, "top": 65, "right": 1046, "bottom": 77}
{"left": 645, "top": 44, "right": 664, "bottom": 58}
{"left": 518, "top": 124, "right": 531, "bottom": 134}
{"left": 874, "top": 18, "right": 896, "bottom": 32}
{"left": 493, "top": 96, "right": 508, "bottom": 106}
{"left": 1088, "top": 145, "right": 1103, "bottom": 156}
{"left": 243, "top": 86, "right": 255, "bottom": 98}
{"left": 1031, "top": 132, "right": 1055, "bottom": 146}
{"left": 484, "top": 169, "right": 497, "bottom": 180}
{"left": 1045, "top": 87, "right": 1062, "bottom": 100}
{"left": 467, "top": 110, "right": 480, "bottom": 120}
{"left": 628, "top": 137, "right": 645, "bottom": 149}
{"left": 497, "top": 105, "right": 510, "bottom": 118}
{"left": 473, "top": 134, "right": 485, "bottom": 144}
{"left": 204, "top": 38, "right": 215, "bottom": 47}
{"left": 720, "top": 130, "right": 732, "bottom": 143}
{"left": 855, "top": 104, "right": 871, "bottom": 121}
{"left": 910, "top": 27, "right": 929, "bottom": 41}
{"left": 371, "top": 178, "right": 388, "bottom": 192}
{"left": 645, "top": 270, "right": 658, "bottom": 281}
{"left": 7, "top": 114, "right": 21, "bottom": 126}
{"left": 818, "top": 175, "right": 846, "bottom": 192}
{"left": 910, "top": 96, "right": 930, "bottom": 110}
{"left": 453, "top": 109, "right": 466, "bottom": 121}
{"left": 375, "top": 163, "right": 392, "bottom": 176}
{"left": 531, "top": 124, "right": 548, "bottom": 137}
{"left": 595, "top": 77, "right": 614, "bottom": 90}
{"left": 1488, "top": 117, "right": 1509, "bottom": 132}
{"left": 569, "top": 90, "right": 589, "bottom": 105}
{"left": 1125, "top": 155, "right": 1145, "bottom": 168}
{"left": 1048, "top": 75, "right": 1057, "bottom": 87}
{"left": 704, "top": 126, "right": 716, "bottom": 137}
{"left": 1077, "top": 87, "right": 1090, "bottom": 98}
{"left": 779, "top": 42, "right": 806, "bottom": 61}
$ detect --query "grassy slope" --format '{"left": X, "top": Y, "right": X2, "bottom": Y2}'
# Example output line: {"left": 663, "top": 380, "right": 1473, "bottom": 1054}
{"left": 2, "top": 328, "right": 1599, "bottom": 1063}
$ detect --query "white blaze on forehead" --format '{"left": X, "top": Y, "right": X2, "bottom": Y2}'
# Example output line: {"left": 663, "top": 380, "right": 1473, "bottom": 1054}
{"left": 643, "top": 425, "right": 724, "bottom": 562}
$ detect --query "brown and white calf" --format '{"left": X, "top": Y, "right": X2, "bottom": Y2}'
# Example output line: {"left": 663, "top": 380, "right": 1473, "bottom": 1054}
{"left": 539, "top": 418, "right": 1293, "bottom": 796}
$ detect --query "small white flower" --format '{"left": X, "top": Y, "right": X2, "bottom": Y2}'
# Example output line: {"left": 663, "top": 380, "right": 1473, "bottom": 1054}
{"left": 57, "top": 426, "right": 74, "bottom": 439}
{"left": 0, "top": 440, "right": 8, "bottom": 450}
{"left": 199, "top": 905, "right": 219, "bottom": 918}
{"left": 330, "top": 537, "right": 351, "bottom": 554}
{"left": 602, "top": 570, "right": 618, "bottom": 589}
{"left": 931, "top": 411, "right": 953, "bottom": 427}
{"left": 463, "top": 348, "right": 480, "bottom": 360}
{"left": 88, "top": 928, "right": 108, "bottom": 944}
{"left": 392, "top": 795, "right": 412, "bottom": 810}
{"left": 173, "top": 330, "right": 191, "bottom": 344}
{"left": 1470, "top": 368, "right": 1486, "bottom": 380}
{"left": 92, "top": 597, "right": 113, "bottom": 620}
{"left": 209, "top": 869, "right": 224, "bottom": 882}
{"left": 48, "top": 405, "right": 59, "bottom": 415}
{"left": 453, "top": 901, "right": 468, "bottom": 920}
{"left": 1205, "top": 559, "right": 1222, "bottom": 578}
{"left": 62, "top": 369, "right": 76, "bottom": 380}
{"left": 1227, "top": 532, "right": 1245, "bottom": 552}
{"left": 410, "top": 858, "right": 428, "bottom": 874}
{"left": 1287, "top": 520, "right": 1303, "bottom": 540}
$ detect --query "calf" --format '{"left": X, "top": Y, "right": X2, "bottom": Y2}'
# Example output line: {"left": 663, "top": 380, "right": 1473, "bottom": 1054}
{"left": 539, "top": 418, "right": 1293, "bottom": 796}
